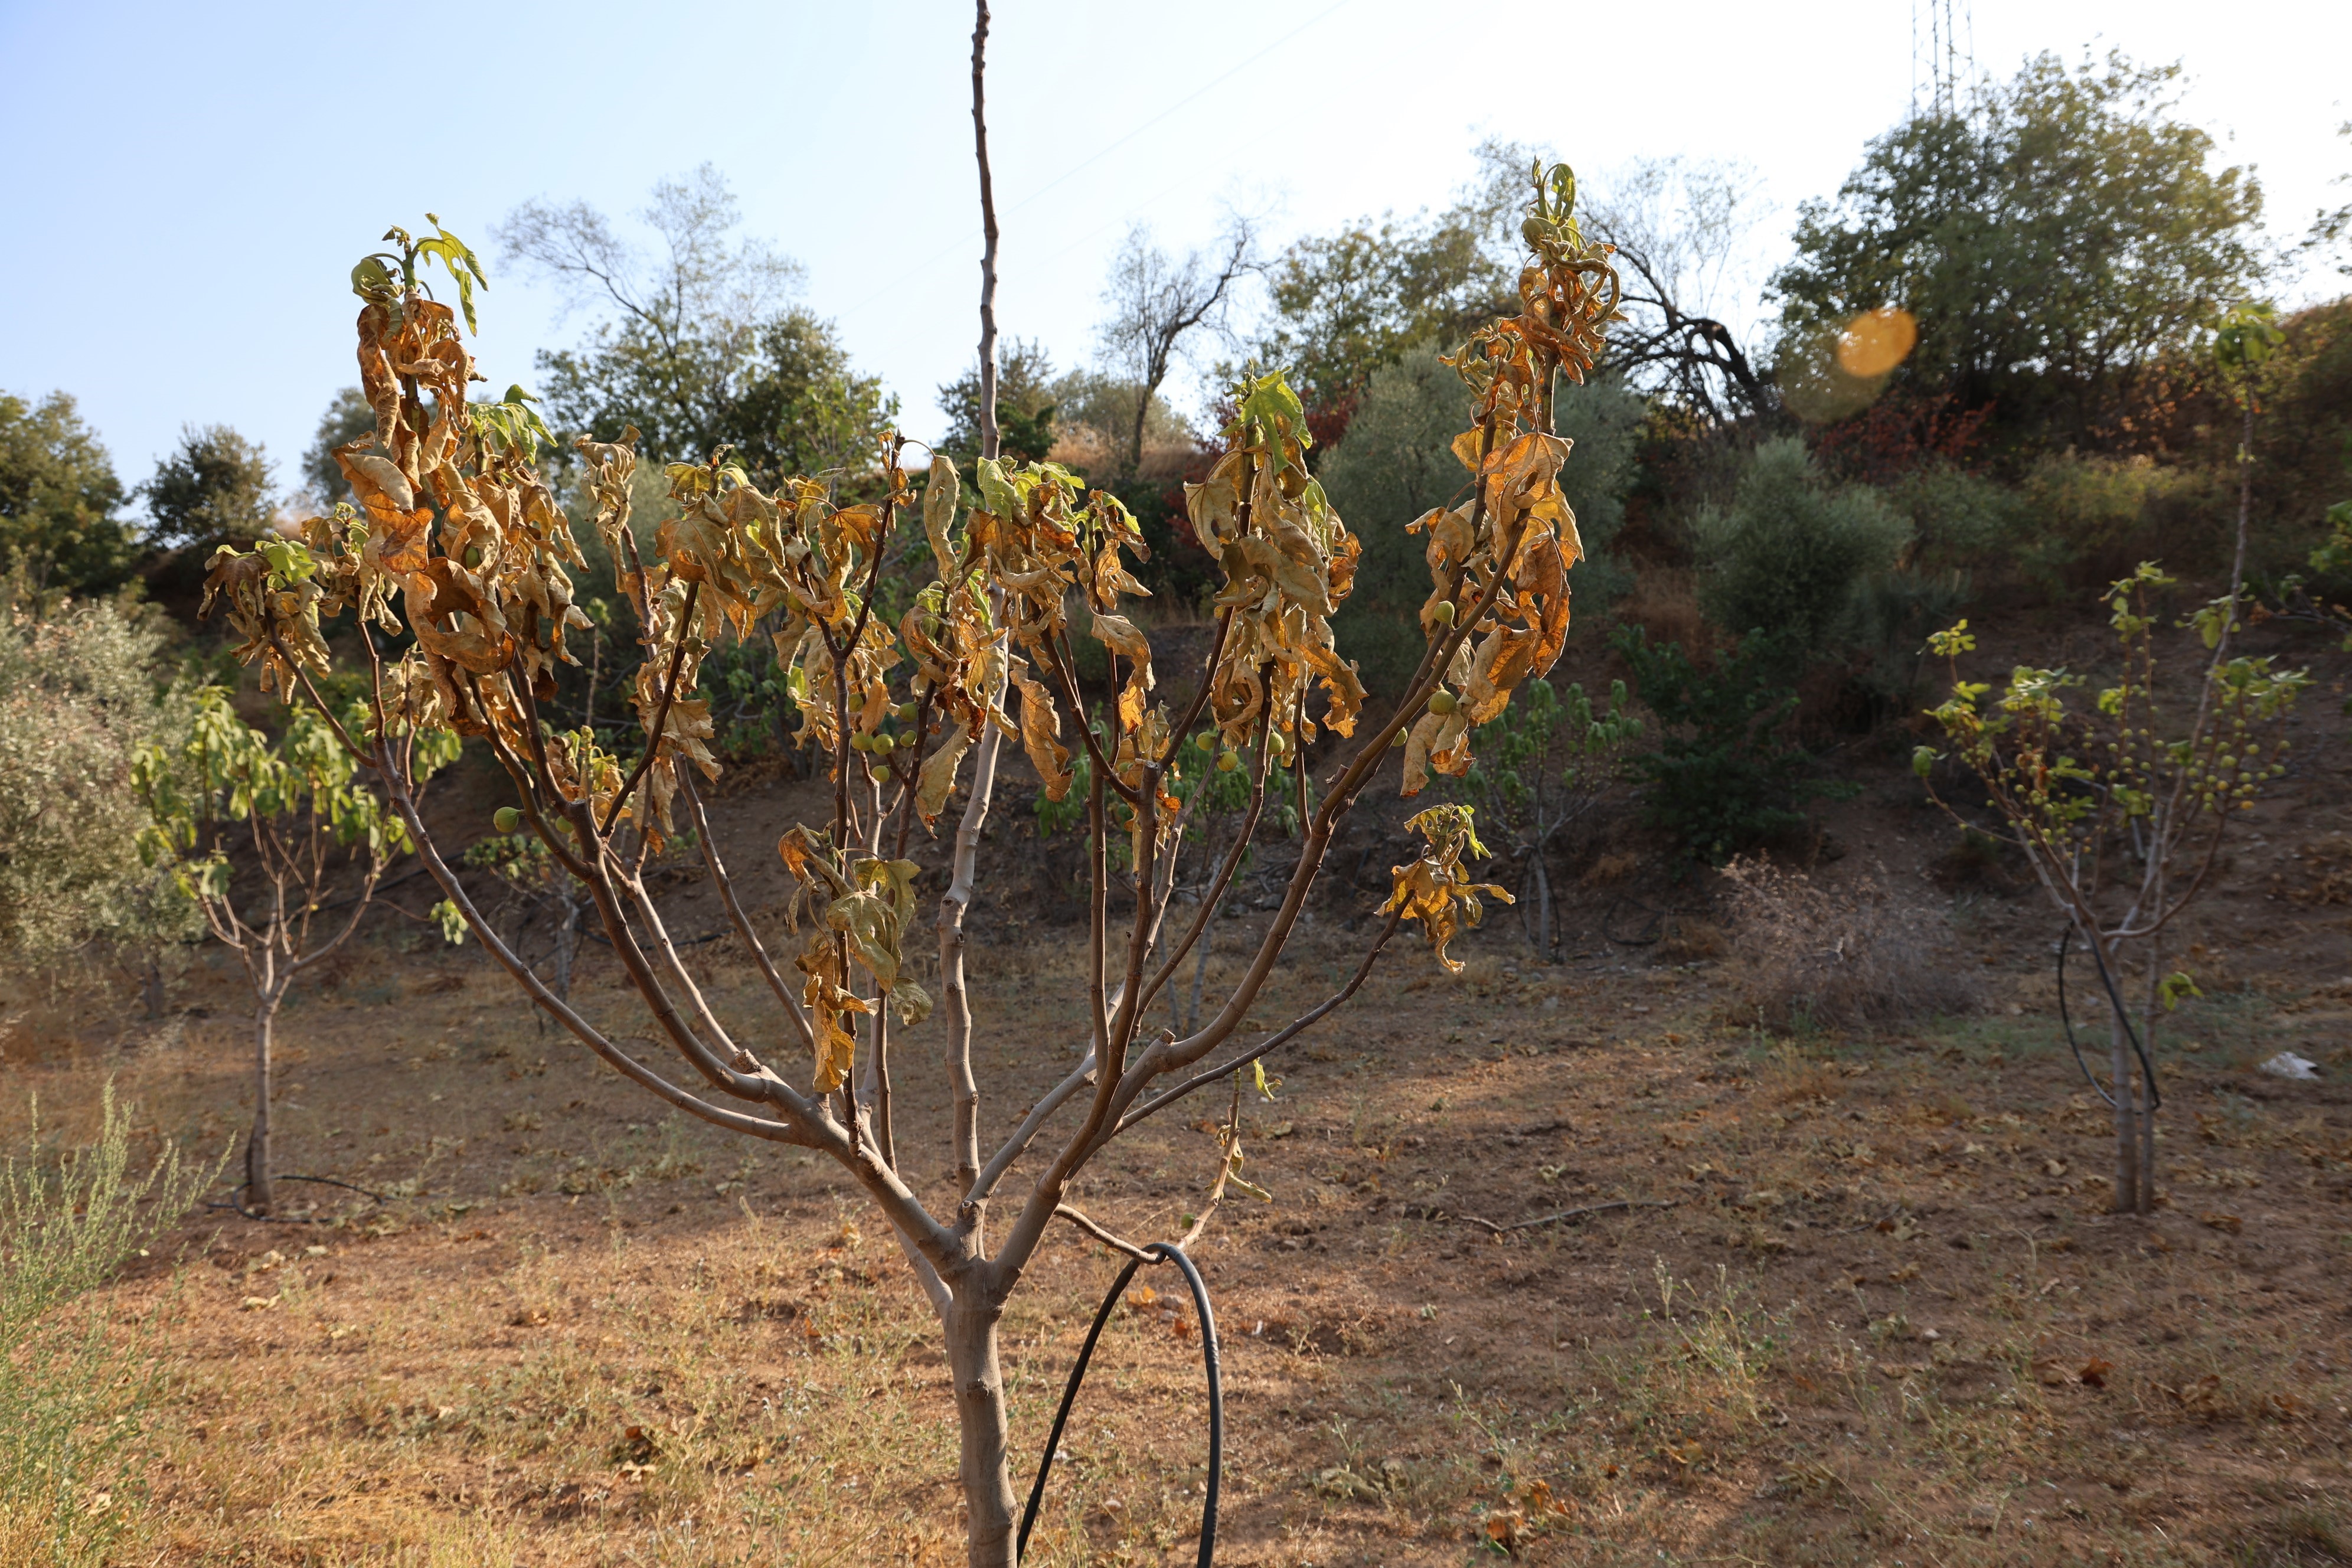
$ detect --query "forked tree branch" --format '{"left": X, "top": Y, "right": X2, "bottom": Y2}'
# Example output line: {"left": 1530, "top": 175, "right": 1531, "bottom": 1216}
{"left": 1114, "top": 909, "right": 1403, "bottom": 1136}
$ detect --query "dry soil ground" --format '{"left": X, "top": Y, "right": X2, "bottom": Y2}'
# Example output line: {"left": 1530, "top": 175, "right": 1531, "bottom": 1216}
{"left": 9, "top": 616, "right": 2352, "bottom": 1566}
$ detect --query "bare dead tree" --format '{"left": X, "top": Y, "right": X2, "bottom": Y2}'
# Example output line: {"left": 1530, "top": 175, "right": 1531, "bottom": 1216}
{"left": 1582, "top": 156, "right": 1776, "bottom": 422}
{"left": 497, "top": 164, "right": 803, "bottom": 352}
{"left": 1096, "top": 217, "right": 1260, "bottom": 468}
{"left": 214, "top": 64, "right": 1623, "bottom": 1568}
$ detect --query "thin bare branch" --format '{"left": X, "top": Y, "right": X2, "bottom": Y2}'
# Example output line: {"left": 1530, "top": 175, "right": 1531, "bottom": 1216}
{"left": 676, "top": 768, "right": 816, "bottom": 1051}
{"left": 600, "top": 579, "right": 700, "bottom": 837}
{"left": 1054, "top": 1203, "right": 1152, "bottom": 1263}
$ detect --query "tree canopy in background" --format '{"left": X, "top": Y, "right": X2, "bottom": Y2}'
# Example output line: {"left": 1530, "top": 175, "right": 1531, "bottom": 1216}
{"left": 1772, "top": 50, "right": 2265, "bottom": 454}
{"left": 935, "top": 338, "right": 1062, "bottom": 468}
{"left": 301, "top": 387, "right": 374, "bottom": 506}
{"left": 501, "top": 166, "right": 896, "bottom": 482}
{"left": 1581, "top": 157, "right": 1778, "bottom": 422}
{"left": 0, "top": 391, "right": 138, "bottom": 594}
{"left": 1093, "top": 218, "right": 1257, "bottom": 469}
{"left": 139, "top": 424, "right": 277, "bottom": 548}
{"left": 1319, "top": 344, "right": 1644, "bottom": 695}
{"left": 1249, "top": 145, "right": 1523, "bottom": 439}
{"left": 0, "top": 590, "right": 193, "bottom": 956}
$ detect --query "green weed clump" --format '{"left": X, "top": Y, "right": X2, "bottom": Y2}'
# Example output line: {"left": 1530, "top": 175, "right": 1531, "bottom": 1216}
{"left": 0, "top": 1086, "right": 209, "bottom": 1564}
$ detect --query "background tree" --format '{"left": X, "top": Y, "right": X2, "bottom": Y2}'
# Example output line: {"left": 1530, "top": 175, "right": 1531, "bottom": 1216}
{"left": 300, "top": 387, "right": 375, "bottom": 506}
{"left": 1093, "top": 218, "right": 1258, "bottom": 471}
{"left": 1581, "top": 156, "right": 1777, "bottom": 422}
{"left": 501, "top": 165, "right": 895, "bottom": 482}
{"left": 1771, "top": 50, "right": 2264, "bottom": 453}
{"left": 1457, "top": 677, "right": 1640, "bottom": 955}
{"left": 1250, "top": 164, "right": 1518, "bottom": 443}
{"left": 0, "top": 590, "right": 197, "bottom": 1005}
{"left": 141, "top": 424, "right": 276, "bottom": 548}
{"left": 0, "top": 391, "right": 138, "bottom": 593}
{"left": 935, "top": 338, "right": 1061, "bottom": 468}
{"left": 2305, "top": 120, "right": 2350, "bottom": 280}
{"left": 134, "top": 682, "right": 440, "bottom": 1214}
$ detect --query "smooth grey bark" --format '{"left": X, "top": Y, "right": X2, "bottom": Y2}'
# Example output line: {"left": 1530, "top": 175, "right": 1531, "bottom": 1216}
{"left": 951, "top": 8, "right": 1018, "bottom": 1564}
{"left": 246, "top": 991, "right": 282, "bottom": 1213}
{"left": 948, "top": 1288, "right": 1016, "bottom": 1567}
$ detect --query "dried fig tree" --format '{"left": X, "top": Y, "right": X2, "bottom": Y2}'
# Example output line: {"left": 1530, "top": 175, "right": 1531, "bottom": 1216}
{"left": 215, "top": 117, "right": 1617, "bottom": 1567}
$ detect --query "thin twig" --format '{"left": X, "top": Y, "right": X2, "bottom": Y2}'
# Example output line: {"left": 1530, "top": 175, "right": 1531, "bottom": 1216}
{"left": 1457, "top": 1198, "right": 1672, "bottom": 1236}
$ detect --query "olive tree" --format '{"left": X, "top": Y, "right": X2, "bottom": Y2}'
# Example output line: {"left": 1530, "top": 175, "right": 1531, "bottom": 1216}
{"left": 207, "top": 25, "right": 1621, "bottom": 1557}
{"left": 0, "top": 592, "right": 195, "bottom": 991}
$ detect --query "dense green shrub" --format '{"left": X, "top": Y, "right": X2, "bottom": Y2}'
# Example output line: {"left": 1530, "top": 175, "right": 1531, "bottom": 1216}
{"left": 1690, "top": 437, "right": 1909, "bottom": 654}
{"left": 2015, "top": 450, "right": 2220, "bottom": 587}
{"left": 1615, "top": 626, "right": 1848, "bottom": 865}
{"left": 1884, "top": 461, "right": 2026, "bottom": 567}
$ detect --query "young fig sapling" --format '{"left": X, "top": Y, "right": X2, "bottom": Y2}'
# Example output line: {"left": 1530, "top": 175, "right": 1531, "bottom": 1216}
{"left": 1919, "top": 568, "right": 2307, "bottom": 1214}
{"left": 135, "top": 684, "right": 454, "bottom": 1213}
{"left": 211, "top": 73, "right": 1620, "bottom": 1568}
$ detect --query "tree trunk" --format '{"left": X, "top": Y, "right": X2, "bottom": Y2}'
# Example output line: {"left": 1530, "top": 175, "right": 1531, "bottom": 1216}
{"left": 2136, "top": 937, "right": 2161, "bottom": 1216}
{"left": 247, "top": 992, "right": 282, "bottom": 1214}
{"left": 1187, "top": 894, "right": 1223, "bottom": 1037}
{"left": 2107, "top": 1001, "right": 2139, "bottom": 1216}
{"left": 1521, "top": 848, "right": 1553, "bottom": 959}
{"left": 947, "top": 1292, "right": 1017, "bottom": 1567}
{"left": 554, "top": 891, "right": 579, "bottom": 1002}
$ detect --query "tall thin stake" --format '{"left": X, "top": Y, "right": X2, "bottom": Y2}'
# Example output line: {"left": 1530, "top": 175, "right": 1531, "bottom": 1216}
{"left": 941, "top": 0, "right": 1005, "bottom": 1196}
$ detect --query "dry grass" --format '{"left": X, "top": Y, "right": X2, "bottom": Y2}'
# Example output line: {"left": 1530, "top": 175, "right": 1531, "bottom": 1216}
{"left": 0, "top": 900, "right": 2344, "bottom": 1565}
{"left": 1719, "top": 856, "right": 1981, "bottom": 1033}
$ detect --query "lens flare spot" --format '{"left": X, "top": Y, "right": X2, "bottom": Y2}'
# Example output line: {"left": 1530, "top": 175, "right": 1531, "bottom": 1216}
{"left": 1837, "top": 308, "right": 1918, "bottom": 379}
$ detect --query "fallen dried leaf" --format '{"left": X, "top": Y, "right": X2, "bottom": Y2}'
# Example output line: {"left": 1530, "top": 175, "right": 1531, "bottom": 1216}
{"left": 2173, "top": 1373, "right": 2224, "bottom": 1414}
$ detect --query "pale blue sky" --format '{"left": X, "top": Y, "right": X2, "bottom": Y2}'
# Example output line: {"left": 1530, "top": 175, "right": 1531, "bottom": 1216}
{"left": 1, "top": 0, "right": 2341, "bottom": 496}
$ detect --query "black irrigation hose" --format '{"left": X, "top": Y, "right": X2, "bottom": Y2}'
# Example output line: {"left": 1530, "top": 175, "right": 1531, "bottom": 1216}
{"left": 1018, "top": 1242, "right": 1222, "bottom": 1566}
{"left": 203, "top": 1174, "right": 387, "bottom": 1224}
{"left": 2054, "top": 924, "right": 2160, "bottom": 1114}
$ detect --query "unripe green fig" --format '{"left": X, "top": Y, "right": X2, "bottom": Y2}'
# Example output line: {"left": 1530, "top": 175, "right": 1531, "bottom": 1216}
{"left": 1195, "top": 731, "right": 1217, "bottom": 752}
{"left": 1427, "top": 690, "right": 1459, "bottom": 716}
{"left": 895, "top": 701, "right": 920, "bottom": 723}
{"left": 870, "top": 732, "right": 896, "bottom": 757}
{"left": 1217, "top": 749, "right": 1241, "bottom": 773}
{"left": 494, "top": 805, "right": 521, "bottom": 834}
{"left": 1431, "top": 600, "right": 1457, "bottom": 626}
{"left": 849, "top": 731, "right": 871, "bottom": 752}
